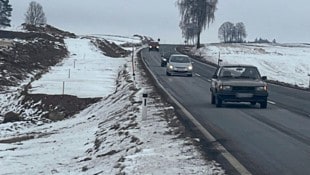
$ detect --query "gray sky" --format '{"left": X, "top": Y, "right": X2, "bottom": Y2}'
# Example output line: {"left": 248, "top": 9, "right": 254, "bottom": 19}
{"left": 9, "top": 0, "right": 310, "bottom": 44}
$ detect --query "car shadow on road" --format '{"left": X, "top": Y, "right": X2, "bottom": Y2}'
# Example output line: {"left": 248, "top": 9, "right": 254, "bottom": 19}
{"left": 217, "top": 103, "right": 261, "bottom": 109}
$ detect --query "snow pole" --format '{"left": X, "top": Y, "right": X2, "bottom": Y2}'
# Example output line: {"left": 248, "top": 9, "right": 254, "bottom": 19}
{"left": 142, "top": 92, "right": 148, "bottom": 120}
{"left": 308, "top": 73, "right": 310, "bottom": 89}
{"left": 62, "top": 81, "right": 65, "bottom": 95}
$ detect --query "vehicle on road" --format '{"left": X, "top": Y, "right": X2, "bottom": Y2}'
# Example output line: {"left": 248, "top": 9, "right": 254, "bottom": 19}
{"left": 148, "top": 41, "right": 160, "bottom": 51}
{"left": 161, "top": 57, "right": 167, "bottom": 67}
{"left": 210, "top": 65, "right": 268, "bottom": 108}
{"left": 166, "top": 54, "right": 193, "bottom": 77}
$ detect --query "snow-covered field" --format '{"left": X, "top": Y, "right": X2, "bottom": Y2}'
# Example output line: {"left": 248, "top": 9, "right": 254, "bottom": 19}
{"left": 193, "top": 43, "right": 310, "bottom": 88}
{"left": 0, "top": 38, "right": 224, "bottom": 174}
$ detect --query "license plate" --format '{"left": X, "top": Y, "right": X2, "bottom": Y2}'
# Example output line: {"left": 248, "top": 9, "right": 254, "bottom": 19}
{"left": 236, "top": 93, "right": 253, "bottom": 98}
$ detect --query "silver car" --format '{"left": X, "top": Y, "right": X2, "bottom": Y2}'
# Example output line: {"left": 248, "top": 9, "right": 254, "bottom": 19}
{"left": 166, "top": 54, "right": 193, "bottom": 76}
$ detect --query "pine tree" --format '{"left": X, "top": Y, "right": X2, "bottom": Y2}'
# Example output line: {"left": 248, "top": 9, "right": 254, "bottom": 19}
{"left": 0, "top": 0, "right": 12, "bottom": 28}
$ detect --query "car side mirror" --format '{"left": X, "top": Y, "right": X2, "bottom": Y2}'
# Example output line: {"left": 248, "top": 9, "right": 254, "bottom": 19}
{"left": 261, "top": 76, "right": 267, "bottom": 81}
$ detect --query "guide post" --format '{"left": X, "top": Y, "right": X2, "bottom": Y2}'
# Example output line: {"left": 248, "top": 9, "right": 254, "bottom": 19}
{"left": 142, "top": 93, "right": 148, "bottom": 120}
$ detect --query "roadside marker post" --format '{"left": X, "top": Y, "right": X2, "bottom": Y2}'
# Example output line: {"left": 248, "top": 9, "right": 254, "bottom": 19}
{"left": 308, "top": 73, "right": 310, "bottom": 89}
{"left": 62, "top": 81, "right": 65, "bottom": 95}
{"left": 142, "top": 93, "right": 148, "bottom": 120}
{"left": 218, "top": 52, "right": 222, "bottom": 66}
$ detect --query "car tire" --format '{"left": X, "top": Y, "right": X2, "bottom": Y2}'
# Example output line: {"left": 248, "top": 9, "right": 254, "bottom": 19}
{"left": 188, "top": 73, "right": 193, "bottom": 77}
{"left": 211, "top": 94, "right": 215, "bottom": 104}
{"left": 166, "top": 72, "right": 171, "bottom": 76}
{"left": 260, "top": 101, "right": 267, "bottom": 109}
{"left": 250, "top": 102, "right": 257, "bottom": 106}
{"left": 215, "top": 96, "right": 222, "bottom": 107}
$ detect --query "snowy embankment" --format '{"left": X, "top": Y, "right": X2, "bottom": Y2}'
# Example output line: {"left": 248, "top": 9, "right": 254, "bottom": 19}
{"left": 0, "top": 37, "right": 224, "bottom": 174}
{"left": 193, "top": 43, "right": 310, "bottom": 88}
{"left": 29, "top": 38, "right": 126, "bottom": 98}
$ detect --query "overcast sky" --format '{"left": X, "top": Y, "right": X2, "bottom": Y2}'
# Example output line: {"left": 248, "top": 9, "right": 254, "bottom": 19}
{"left": 9, "top": 0, "right": 310, "bottom": 44}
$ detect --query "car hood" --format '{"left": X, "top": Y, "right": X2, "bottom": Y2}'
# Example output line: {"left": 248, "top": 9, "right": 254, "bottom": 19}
{"left": 220, "top": 79, "right": 266, "bottom": 86}
{"left": 169, "top": 62, "right": 191, "bottom": 67}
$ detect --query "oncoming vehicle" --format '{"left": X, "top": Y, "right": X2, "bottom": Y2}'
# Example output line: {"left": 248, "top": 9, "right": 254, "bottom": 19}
{"left": 210, "top": 65, "right": 268, "bottom": 108}
{"left": 166, "top": 54, "right": 193, "bottom": 76}
{"left": 161, "top": 57, "right": 167, "bottom": 67}
{"left": 148, "top": 41, "right": 160, "bottom": 51}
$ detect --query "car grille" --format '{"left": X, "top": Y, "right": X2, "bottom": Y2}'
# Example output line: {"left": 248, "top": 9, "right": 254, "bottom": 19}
{"left": 232, "top": 86, "right": 255, "bottom": 92}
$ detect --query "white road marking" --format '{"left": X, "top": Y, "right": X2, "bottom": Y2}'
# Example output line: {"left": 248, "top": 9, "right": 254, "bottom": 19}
{"left": 195, "top": 73, "right": 201, "bottom": 77}
{"left": 207, "top": 79, "right": 211, "bottom": 82}
{"left": 268, "top": 100, "right": 276, "bottom": 105}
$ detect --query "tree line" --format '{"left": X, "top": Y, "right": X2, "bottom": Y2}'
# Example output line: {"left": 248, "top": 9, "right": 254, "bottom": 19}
{"left": 0, "top": 0, "right": 46, "bottom": 28}
{"left": 218, "top": 21, "right": 247, "bottom": 43}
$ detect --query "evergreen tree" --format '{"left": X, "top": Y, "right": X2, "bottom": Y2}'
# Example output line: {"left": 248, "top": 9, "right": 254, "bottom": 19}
{"left": 0, "top": 0, "right": 12, "bottom": 28}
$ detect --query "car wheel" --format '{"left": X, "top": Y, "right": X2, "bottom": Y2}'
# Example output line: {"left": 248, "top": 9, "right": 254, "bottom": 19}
{"left": 215, "top": 96, "right": 222, "bottom": 107}
{"left": 211, "top": 94, "right": 215, "bottom": 104}
{"left": 260, "top": 101, "right": 267, "bottom": 109}
{"left": 166, "top": 72, "right": 171, "bottom": 76}
{"left": 161, "top": 63, "right": 164, "bottom": 67}
{"left": 250, "top": 102, "right": 257, "bottom": 106}
{"left": 188, "top": 73, "right": 193, "bottom": 77}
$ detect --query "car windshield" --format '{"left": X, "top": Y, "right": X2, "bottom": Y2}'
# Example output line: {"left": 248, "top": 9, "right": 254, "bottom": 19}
{"left": 220, "top": 67, "right": 260, "bottom": 79}
{"left": 170, "top": 56, "right": 190, "bottom": 63}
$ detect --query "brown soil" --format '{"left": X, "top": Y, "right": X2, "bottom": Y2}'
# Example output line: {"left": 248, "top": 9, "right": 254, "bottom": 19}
{"left": 0, "top": 25, "right": 126, "bottom": 124}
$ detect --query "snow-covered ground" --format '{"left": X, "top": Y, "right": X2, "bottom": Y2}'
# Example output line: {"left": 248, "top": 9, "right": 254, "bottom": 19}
{"left": 193, "top": 43, "right": 310, "bottom": 88}
{"left": 29, "top": 38, "right": 126, "bottom": 98}
{"left": 0, "top": 38, "right": 224, "bottom": 174}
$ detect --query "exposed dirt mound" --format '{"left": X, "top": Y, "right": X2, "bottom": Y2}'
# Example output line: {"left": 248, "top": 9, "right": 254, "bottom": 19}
{"left": 0, "top": 26, "right": 136, "bottom": 125}
{"left": 90, "top": 38, "right": 131, "bottom": 58}
{"left": 22, "top": 23, "right": 76, "bottom": 38}
{"left": 22, "top": 94, "right": 101, "bottom": 121}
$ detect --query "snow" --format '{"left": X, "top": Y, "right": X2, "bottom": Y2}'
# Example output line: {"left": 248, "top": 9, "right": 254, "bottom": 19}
{"left": 193, "top": 43, "right": 310, "bottom": 88}
{"left": 0, "top": 37, "right": 224, "bottom": 174}
{"left": 29, "top": 38, "right": 126, "bottom": 98}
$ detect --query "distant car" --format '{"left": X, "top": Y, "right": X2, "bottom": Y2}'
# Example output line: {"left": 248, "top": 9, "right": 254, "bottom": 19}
{"left": 166, "top": 54, "right": 193, "bottom": 76}
{"left": 161, "top": 57, "right": 167, "bottom": 67}
{"left": 148, "top": 41, "right": 160, "bottom": 51}
{"left": 210, "top": 65, "right": 268, "bottom": 108}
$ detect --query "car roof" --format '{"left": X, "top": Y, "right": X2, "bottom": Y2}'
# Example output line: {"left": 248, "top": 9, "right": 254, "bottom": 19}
{"left": 220, "top": 64, "right": 258, "bottom": 68}
{"left": 149, "top": 41, "right": 159, "bottom": 44}
{"left": 170, "top": 54, "right": 189, "bottom": 57}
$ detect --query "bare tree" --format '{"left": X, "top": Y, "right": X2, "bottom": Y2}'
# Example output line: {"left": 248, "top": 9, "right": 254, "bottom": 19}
{"left": 179, "top": 21, "right": 198, "bottom": 44}
{"left": 177, "top": 0, "right": 218, "bottom": 48}
{"left": 218, "top": 22, "right": 247, "bottom": 43}
{"left": 25, "top": 1, "right": 46, "bottom": 26}
{"left": 235, "top": 22, "right": 247, "bottom": 42}
{"left": 0, "top": 0, "right": 12, "bottom": 28}
{"left": 218, "top": 22, "right": 234, "bottom": 43}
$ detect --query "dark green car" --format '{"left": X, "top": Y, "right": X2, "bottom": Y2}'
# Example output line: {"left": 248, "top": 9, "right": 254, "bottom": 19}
{"left": 210, "top": 65, "right": 268, "bottom": 108}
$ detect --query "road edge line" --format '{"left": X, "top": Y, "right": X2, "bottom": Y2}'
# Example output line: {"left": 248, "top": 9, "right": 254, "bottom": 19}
{"left": 139, "top": 49, "right": 251, "bottom": 175}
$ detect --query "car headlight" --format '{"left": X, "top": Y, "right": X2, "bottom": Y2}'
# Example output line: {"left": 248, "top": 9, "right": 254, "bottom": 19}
{"left": 188, "top": 65, "right": 193, "bottom": 70}
{"left": 219, "top": 85, "right": 232, "bottom": 91}
{"left": 168, "top": 65, "right": 174, "bottom": 69}
{"left": 156, "top": 46, "right": 159, "bottom": 48}
{"left": 162, "top": 58, "right": 167, "bottom": 62}
{"left": 256, "top": 86, "right": 267, "bottom": 91}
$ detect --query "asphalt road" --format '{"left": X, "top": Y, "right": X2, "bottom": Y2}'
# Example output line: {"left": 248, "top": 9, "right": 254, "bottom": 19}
{"left": 141, "top": 45, "right": 310, "bottom": 175}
